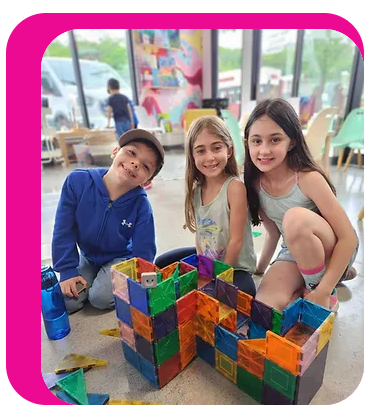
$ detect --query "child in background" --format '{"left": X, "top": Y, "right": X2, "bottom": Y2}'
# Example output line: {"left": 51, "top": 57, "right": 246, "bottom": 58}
{"left": 106, "top": 78, "right": 138, "bottom": 138}
{"left": 52, "top": 130, "right": 164, "bottom": 313}
{"left": 155, "top": 116, "right": 257, "bottom": 296}
{"left": 244, "top": 99, "right": 358, "bottom": 312}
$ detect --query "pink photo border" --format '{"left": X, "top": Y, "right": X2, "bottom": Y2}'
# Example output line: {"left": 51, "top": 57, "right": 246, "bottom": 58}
{"left": 6, "top": 13, "right": 363, "bottom": 405}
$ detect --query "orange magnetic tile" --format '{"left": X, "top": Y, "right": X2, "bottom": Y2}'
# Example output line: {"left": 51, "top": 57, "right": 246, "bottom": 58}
{"left": 194, "top": 314, "right": 215, "bottom": 346}
{"left": 215, "top": 349, "right": 237, "bottom": 383}
{"left": 285, "top": 322, "right": 316, "bottom": 348}
{"left": 219, "top": 309, "right": 237, "bottom": 333}
{"left": 180, "top": 337, "right": 197, "bottom": 369}
{"left": 317, "top": 312, "right": 335, "bottom": 355}
{"left": 237, "top": 339, "right": 266, "bottom": 379}
{"left": 176, "top": 290, "right": 197, "bottom": 325}
{"left": 236, "top": 290, "right": 253, "bottom": 316}
{"left": 130, "top": 306, "right": 153, "bottom": 341}
{"left": 197, "top": 291, "right": 219, "bottom": 324}
{"left": 266, "top": 331, "right": 301, "bottom": 375}
{"left": 161, "top": 262, "right": 179, "bottom": 281}
{"left": 179, "top": 318, "right": 195, "bottom": 348}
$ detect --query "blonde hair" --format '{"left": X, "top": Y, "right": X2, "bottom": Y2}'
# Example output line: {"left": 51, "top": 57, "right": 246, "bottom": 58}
{"left": 184, "top": 115, "right": 238, "bottom": 233}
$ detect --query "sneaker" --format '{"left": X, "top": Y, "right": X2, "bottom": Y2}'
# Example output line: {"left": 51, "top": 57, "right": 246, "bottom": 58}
{"left": 329, "top": 288, "right": 339, "bottom": 312}
{"left": 338, "top": 266, "right": 357, "bottom": 285}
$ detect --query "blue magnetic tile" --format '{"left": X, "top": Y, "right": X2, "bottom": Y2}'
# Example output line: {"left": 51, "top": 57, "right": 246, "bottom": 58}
{"left": 175, "top": 280, "right": 180, "bottom": 299}
{"left": 251, "top": 299, "right": 273, "bottom": 329}
{"left": 199, "top": 280, "right": 216, "bottom": 298}
{"left": 281, "top": 297, "right": 303, "bottom": 335}
{"left": 135, "top": 332, "right": 155, "bottom": 364}
{"left": 114, "top": 295, "right": 133, "bottom": 327}
{"left": 43, "top": 372, "right": 70, "bottom": 389}
{"left": 180, "top": 253, "right": 198, "bottom": 268}
{"left": 196, "top": 336, "right": 215, "bottom": 367}
{"left": 138, "top": 355, "right": 159, "bottom": 388}
{"left": 237, "top": 311, "right": 250, "bottom": 329}
{"left": 248, "top": 321, "right": 268, "bottom": 339}
{"left": 300, "top": 299, "right": 331, "bottom": 330}
{"left": 121, "top": 341, "right": 140, "bottom": 370}
{"left": 128, "top": 279, "right": 149, "bottom": 315}
{"left": 215, "top": 325, "right": 239, "bottom": 361}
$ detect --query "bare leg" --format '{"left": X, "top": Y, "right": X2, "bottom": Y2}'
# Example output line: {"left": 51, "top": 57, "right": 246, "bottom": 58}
{"left": 283, "top": 207, "right": 337, "bottom": 271}
{"left": 255, "top": 261, "right": 305, "bottom": 312}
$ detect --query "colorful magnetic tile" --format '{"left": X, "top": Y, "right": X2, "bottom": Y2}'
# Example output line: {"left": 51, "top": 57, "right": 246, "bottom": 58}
{"left": 281, "top": 297, "right": 303, "bottom": 335}
{"left": 111, "top": 268, "right": 130, "bottom": 303}
{"left": 152, "top": 304, "right": 177, "bottom": 341}
{"left": 213, "top": 260, "right": 231, "bottom": 278}
{"left": 128, "top": 279, "right": 149, "bottom": 315}
{"left": 316, "top": 312, "right": 335, "bottom": 355}
{"left": 180, "top": 337, "right": 197, "bottom": 369}
{"left": 215, "top": 278, "right": 238, "bottom": 309}
{"left": 198, "top": 254, "right": 214, "bottom": 278}
{"left": 237, "top": 311, "right": 250, "bottom": 329}
{"left": 219, "top": 308, "right": 237, "bottom": 333}
{"left": 56, "top": 391, "right": 110, "bottom": 405}
{"left": 54, "top": 354, "right": 108, "bottom": 374}
{"left": 251, "top": 299, "right": 273, "bottom": 330}
{"left": 178, "top": 317, "right": 195, "bottom": 348}
{"left": 114, "top": 295, "right": 133, "bottom": 327}
{"left": 99, "top": 327, "right": 121, "bottom": 338}
{"left": 272, "top": 310, "right": 283, "bottom": 335}
{"left": 199, "top": 279, "right": 216, "bottom": 297}
{"left": 148, "top": 277, "right": 176, "bottom": 317}
{"left": 262, "top": 383, "right": 293, "bottom": 405}
{"left": 179, "top": 261, "right": 196, "bottom": 276}
{"left": 111, "top": 258, "right": 137, "bottom": 282}
{"left": 197, "top": 291, "right": 219, "bottom": 323}
{"left": 301, "top": 299, "right": 332, "bottom": 330}
{"left": 119, "top": 320, "right": 136, "bottom": 350}
{"left": 237, "top": 365, "right": 263, "bottom": 402}
{"left": 178, "top": 269, "right": 198, "bottom": 297}
{"left": 196, "top": 336, "right": 215, "bottom": 367}
{"left": 55, "top": 368, "right": 88, "bottom": 405}
{"left": 158, "top": 352, "right": 181, "bottom": 388}
{"left": 266, "top": 331, "right": 301, "bottom": 375}
{"left": 130, "top": 306, "right": 153, "bottom": 342}
{"left": 248, "top": 321, "right": 268, "bottom": 339}
{"left": 138, "top": 355, "right": 159, "bottom": 388}
{"left": 108, "top": 399, "right": 162, "bottom": 405}
{"left": 176, "top": 289, "right": 197, "bottom": 325}
{"left": 215, "top": 325, "right": 239, "bottom": 361}
{"left": 215, "top": 349, "right": 237, "bottom": 384}
{"left": 122, "top": 341, "right": 140, "bottom": 371}
{"left": 237, "top": 322, "right": 250, "bottom": 338}
{"left": 299, "top": 328, "right": 319, "bottom": 375}
{"left": 136, "top": 258, "right": 159, "bottom": 282}
{"left": 285, "top": 322, "right": 316, "bottom": 348}
{"left": 43, "top": 372, "right": 70, "bottom": 389}
{"left": 217, "top": 268, "right": 234, "bottom": 284}
{"left": 264, "top": 359, "right": 297, "bottom": 401}
{"left": 236, "top": 290, "right": 253, "bottom": 316}
{"left": 180, "top": 253, "right": 198, "bottom": 268}
{"left": 161, "top": 262, "right": 179, "bottom": 281}
{"left": 194, "top": 314, "right": 215, "bottom": 346}
{"left": 135, "top": 332, "right": 156, "bottom": 364}
{"left": 154, "top": 329, "right": 180, "bottom": 366}
{"left": 237, "top": 339, "right": 266, "bottom": 379}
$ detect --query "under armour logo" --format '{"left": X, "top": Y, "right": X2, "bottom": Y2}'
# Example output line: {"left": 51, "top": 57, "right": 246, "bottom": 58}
{"left": 121, "top": 219, "right": 133, "bottom": 228}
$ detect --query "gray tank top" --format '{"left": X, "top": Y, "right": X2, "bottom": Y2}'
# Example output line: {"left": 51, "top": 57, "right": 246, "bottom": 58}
{"left": 259, "top": 172, "right": 319, "bottom": 247}
{"left": 194, "top": 176, "right": 256, "bottom": 273}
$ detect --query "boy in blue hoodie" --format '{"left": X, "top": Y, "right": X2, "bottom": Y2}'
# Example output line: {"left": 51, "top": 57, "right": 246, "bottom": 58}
{"left": 52, "top": 129, "right": 164, "bottom": 313}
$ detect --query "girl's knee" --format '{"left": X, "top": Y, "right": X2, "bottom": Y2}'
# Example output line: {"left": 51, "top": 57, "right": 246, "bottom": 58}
{"left": 283, "top": 207, "right": 310, "bottom": 242}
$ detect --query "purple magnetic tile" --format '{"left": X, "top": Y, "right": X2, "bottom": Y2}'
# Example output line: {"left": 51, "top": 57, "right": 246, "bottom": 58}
{"left": 135, "top": 332, "right": 155, "bottom": 364}
{"left": 152, "top": 304, "right": 177, "bottom": 340}
{"left": 262, "top": 383, "right": 293, "bottom": 405}
{"left": 198, "top": 255, "right": 214, "bottom": 279}
{"left": 199, "top": 280, "right": 216, "bottom": 298}
{"left": 237, "top": 311, "right": 250, "bottom": 329}
{"left": 216, "top": 278, "right": 238, "bottom": 309}
{"left": 251, "top": 299, "right": 273, "bottom": 330}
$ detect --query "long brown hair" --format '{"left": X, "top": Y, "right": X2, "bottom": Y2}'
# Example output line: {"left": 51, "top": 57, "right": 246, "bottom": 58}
{"left": 243, "top": 99, "right": 336, "bottom": 226}
{"left": 184, "top": 115, "right": 239, "bottom": 233}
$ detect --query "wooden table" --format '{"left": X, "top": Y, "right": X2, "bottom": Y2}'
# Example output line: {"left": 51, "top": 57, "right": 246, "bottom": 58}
{"left": 56, "top": 129, "right": 90, "bottom": 166}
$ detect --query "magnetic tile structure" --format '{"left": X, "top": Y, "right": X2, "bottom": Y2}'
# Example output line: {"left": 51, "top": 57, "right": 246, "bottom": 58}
{"left": 112, "top": 255, "right": 335, "bottom": 404}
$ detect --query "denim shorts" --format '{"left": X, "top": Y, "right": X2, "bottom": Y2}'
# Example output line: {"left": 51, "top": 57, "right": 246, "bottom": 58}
{"left": 271, "top": 235, "right": 359, "bottom": 291}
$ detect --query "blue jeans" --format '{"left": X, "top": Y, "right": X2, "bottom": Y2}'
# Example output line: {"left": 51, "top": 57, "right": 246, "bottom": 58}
{"left": 115, "top": 119, "right": 137, "bottom": 138}
{"left": 154, "top": 247, "right": 256, "bottom": 297}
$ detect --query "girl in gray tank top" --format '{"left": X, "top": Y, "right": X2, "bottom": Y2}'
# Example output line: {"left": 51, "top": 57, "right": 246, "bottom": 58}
{"left": 154, "top": 116, "right": 257, "bottom": 297}
{"left": 243, "top": 99, "right": 358, "bottom": 312}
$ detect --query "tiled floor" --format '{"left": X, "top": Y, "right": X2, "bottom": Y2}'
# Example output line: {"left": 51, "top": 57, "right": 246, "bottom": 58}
{"left": 41, "top": 152, "right": 364, "bottom": 405}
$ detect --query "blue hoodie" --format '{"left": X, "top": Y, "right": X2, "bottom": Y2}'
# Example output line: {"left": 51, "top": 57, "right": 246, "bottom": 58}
{"left": 52, "top": 168, "right": 156, "bottom": 282}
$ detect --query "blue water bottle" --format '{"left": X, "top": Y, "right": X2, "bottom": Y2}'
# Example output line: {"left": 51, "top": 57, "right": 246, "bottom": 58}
{"left": 41, "top": 265, "right": 71, "bottom": 340}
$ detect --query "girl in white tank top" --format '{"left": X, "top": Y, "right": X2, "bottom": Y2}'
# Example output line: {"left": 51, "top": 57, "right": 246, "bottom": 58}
{"left": 243, "top": 99, "right": 358, "bottom": 312}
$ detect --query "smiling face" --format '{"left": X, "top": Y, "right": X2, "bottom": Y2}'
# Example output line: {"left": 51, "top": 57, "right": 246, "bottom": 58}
{"left": 192, "top": 129, "right": 232, "bottom": 179}
{"left": 111, "top": 141, "right": 158, "bottom": 187}
{"left": 247, "top": 115, "right": 294, "bottom": 173}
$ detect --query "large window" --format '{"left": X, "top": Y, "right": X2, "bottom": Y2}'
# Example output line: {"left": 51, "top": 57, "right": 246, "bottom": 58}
{"left": 74, "top": 30, "right": 133, "bottom": 129}
{"left": 43, "top": 33, "right": 84, "bottom": 129}
{"left": 258, "top": 29, "right": 297, "bottom": 101}
{"left": 298, "top": 29, "right": 355, "bottom": 128}
{"left": 217, "top": 29, "right": 243, "bottom": 119}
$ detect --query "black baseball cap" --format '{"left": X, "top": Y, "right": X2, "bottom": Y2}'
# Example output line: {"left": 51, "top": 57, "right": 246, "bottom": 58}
{"left": 118, "top": 129, "right": 164, "bottom": 177}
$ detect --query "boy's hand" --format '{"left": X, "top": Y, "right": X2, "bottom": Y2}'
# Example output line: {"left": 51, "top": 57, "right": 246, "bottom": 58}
{"left": 60, "top": 276, "right": 87, "bottom": 298}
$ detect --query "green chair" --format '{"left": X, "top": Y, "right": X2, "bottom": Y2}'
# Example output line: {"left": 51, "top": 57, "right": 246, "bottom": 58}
{"left": 330, "top": 107, "right": 364, "bottom": 170}
{"left": 221, "top": 109, "right": 245, "bottom": 170}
